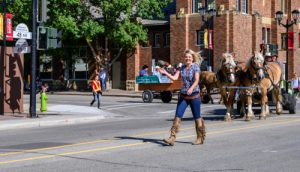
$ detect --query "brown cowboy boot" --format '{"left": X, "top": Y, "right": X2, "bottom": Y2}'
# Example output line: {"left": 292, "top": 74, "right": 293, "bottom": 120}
{"left": 192, "top": 118, "right": 206, "bottom": 145}
{"left": 163, "top": 117, "right": 181, "bottom": 146}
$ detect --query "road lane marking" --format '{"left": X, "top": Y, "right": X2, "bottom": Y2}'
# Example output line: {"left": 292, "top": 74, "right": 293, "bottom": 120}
{"left": 0, "top": 118, "right": 297, "bottom": 157}
{"left": 0, "top": 121, "right": 229, "bottom": 157}
{"left": 0, "top": 139, "right": 117, "bottom": 157}
{"left": 0, "top": 118, "right": 299, "bottom": 165}
{"left": 105, "top": 104, "right": 158, "bottom": 110}
{"left": 0, "top": 142, "right": 146, "bottom": 165}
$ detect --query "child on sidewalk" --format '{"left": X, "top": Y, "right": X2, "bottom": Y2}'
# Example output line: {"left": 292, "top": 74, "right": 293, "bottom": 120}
{"left": 90, "top": 75, "right": 102, "bottom": 109}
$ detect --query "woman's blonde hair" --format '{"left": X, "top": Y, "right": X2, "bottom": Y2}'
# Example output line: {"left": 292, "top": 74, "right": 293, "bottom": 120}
{"left": 184, "top": 49, "right": 203, "bottom": 66}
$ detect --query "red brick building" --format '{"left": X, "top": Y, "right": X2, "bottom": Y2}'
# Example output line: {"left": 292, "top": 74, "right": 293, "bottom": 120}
{"left": 170, "top": 0, "right": 300, "bottom": 79}
{"left": 126, "top": 0, "right": 300, "bottom": 90}
{"left": 125, "top": 20, "right": 171, "bottom": 90}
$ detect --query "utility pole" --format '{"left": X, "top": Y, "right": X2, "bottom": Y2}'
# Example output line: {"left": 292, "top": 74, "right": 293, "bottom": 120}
{"left": 30, "top": 0, "right": 38, "bottom": 117}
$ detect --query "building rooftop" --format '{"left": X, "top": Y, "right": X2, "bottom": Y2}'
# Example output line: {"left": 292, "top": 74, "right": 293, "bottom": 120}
{"left": 141, "top": 19, "right": 169, "bottom": 26}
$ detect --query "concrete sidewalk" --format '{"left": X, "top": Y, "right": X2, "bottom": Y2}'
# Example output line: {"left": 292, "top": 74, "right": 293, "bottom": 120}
{"left": 0, "top": 104, "right": 118, "bottom": 131}
{"left": 0, "top": 89, "right": 138, "bottom": 131}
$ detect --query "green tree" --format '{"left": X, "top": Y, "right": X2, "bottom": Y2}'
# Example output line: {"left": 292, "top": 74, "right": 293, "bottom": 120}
{"left": 9, "top": 0, "right": 173, "bottom": 77}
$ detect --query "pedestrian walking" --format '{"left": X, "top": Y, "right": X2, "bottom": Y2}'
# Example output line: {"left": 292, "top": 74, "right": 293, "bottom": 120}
{"left": 159, "top": 49, "right": 205, "bottom": 146}
{"left": 90, "top": 75, "right": 102, "bottom": 109}
{"left": 98, "top": 67, "right": 107, "bottom": 91}
{"left": 291, "top": 72, "right": 299, "bottom": 98}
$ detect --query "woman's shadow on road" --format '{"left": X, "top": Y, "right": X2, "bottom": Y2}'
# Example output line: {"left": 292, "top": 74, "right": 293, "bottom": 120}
{"left": 114, "top": 136, "right": 192, "bottom": 146}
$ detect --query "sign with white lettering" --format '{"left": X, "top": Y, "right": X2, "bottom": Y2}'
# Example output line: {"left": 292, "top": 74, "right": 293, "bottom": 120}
{"left": 13, "top": 23, "right": 32, "bottom": 39}
{"left": 14, "top": 39, "right": 31, "bottom": 53}
{"left": 13, "top": 31, "right": 32, "bottom": 39}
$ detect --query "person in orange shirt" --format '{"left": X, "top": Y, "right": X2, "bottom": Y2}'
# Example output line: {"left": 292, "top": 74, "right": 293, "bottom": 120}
{"left": 90, "top": 75, "right": 102, "bottom": 109}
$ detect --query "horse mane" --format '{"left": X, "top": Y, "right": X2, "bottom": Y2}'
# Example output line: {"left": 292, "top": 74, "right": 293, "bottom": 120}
{"left": 217, "top": 53, "right": 236, "bottom": 71}
{"left": 246, "top": 51, "right": 264, "bottom": 68}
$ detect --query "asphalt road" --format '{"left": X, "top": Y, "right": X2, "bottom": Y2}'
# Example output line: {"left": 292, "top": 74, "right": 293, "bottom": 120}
{"left": 1, "top": 95, "right": 299, "bottom": 172}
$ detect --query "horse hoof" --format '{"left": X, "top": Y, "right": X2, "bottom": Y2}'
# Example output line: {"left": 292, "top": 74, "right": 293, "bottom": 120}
{"left": 224, "top": 116, "right": 232, "bottom": 122}
{"left": 245, "top": 115, "right": 255, "bottom": 121}
{"left": 259, "top": 116, "right": 267, "bottom": 120}
{"left": 276, "top": 109, "right": 283, "bottom": 115}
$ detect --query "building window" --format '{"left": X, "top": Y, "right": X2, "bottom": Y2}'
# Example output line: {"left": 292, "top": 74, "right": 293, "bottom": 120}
{"left": 153, "top": 33, "right": 160, "bottom": 47}
{"left": 196, "top": 30, "right": 205, "bottom": 47}
{"left": 281, "top": 0, "right": 288, "bottom": 14}
{"left": 266, "top": 28, "right": 270, "bottom": 44}
{"left": 236, "top": 0, "right": 241, "bottom": 11}
{"left": 39, "top": 54, "right": 53, "bottom": 79}
{"left": 192, "top": 0, "right": 202, "bottom": 13}
{"left": 164, "top": 32, "right": 170, "bottom": 47}
{"left": 241, "top": 0, "right": 248, "bottom": 14}
{"left": 262, "top": 27, "right": 266, "bottom": 43}
{"left": 281, "top": 33, "right": 287, "bottom": 50}
{"left": 206, "top": 0, "right": 216, "bottom": 10}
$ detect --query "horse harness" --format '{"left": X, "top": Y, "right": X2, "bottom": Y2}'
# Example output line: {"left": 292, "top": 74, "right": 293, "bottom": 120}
{"left": 216, "top": 63, "right": 237, "bottom": 83}
{"left": 246, "top": 63, "right": 280, "bottom": 93}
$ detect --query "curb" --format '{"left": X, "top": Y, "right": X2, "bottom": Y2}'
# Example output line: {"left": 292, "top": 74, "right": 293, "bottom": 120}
{"left": 0, "top": 115, "right": 106, "bottom": 131}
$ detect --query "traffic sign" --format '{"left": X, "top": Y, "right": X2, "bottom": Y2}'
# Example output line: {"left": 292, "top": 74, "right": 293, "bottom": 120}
{"left": 13, "top": 23, "right": 32, "bottom": 39}
{"left": 13, "top": 31, "right": 32, "bottom": 39}
{"left": 14, "top": 38, "right": 31, "bottom": 54}
{"left": 15, "top": 23, "right": 29, "bottom": 32}
{"left": 13, "top": 46, "right": 31, "bottom": 54}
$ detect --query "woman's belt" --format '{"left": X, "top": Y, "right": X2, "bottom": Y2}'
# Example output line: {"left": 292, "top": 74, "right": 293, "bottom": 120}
{"left": 180, "top": 93, "right": 200, "bottom": 100}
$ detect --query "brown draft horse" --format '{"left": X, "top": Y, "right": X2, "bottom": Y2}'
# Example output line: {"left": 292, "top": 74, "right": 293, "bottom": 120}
{"left": 216, "top": 53, "right": 243, "bottom": 121}
{"left": 239, "top": 51, "right": 283, "bottom": 120}
{"left": 199, "top": 71, "right": 219, "bottom": 104}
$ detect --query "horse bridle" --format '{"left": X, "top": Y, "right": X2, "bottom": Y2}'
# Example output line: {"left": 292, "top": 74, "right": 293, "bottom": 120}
{"left": 221, "top": 63, "right": 236, "bottom": 83}
{"left": 250, "top": 58, "right": 265, "bottom": 71}
{"left": 249, "top": 58, "right": 266, "bottom": 80}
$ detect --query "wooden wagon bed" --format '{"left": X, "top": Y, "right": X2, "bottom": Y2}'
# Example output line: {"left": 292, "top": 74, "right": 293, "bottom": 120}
{"left": 138, "top": 80, "right": 182, "bottom": 103}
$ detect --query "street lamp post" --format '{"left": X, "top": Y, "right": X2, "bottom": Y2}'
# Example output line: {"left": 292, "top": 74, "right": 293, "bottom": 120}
{"left": 199, "top": 7, "right": 216, "bottom": 72}
{"left": 276, "top": 9, "right": 300, "bottom": 93}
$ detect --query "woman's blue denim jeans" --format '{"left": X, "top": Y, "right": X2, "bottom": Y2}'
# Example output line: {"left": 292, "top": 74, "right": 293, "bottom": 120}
{"left": 175, "top": 94, "right": 201, "bottom": 120}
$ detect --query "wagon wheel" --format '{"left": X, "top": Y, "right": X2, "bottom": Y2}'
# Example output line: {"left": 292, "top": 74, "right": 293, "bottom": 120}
{"left": 161, "top": 91, "right": 172, "bottom": 103}
{"left": 289, "top": 102, "right": 296, "bottom": 114}
{"left": 142, "top": 90, "right": 153, "bottom": 103}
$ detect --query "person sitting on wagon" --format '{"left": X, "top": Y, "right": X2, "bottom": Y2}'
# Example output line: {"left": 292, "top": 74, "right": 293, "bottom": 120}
{"left": 139, "top": 65, "right": 149, "bottom": 76}
{"left": 152, "top": 66, "right": 162, "bottom": 81}
{"left": 265, "top": 52, "right": 273, "bottom": 63}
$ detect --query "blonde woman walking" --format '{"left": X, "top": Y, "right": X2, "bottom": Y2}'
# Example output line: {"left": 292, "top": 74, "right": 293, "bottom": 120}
{"left": 159, "top": 49, "right": 205, "bottom": 146}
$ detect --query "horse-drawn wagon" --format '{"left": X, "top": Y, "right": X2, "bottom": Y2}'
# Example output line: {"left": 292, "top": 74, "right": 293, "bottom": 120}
{"left": 136, "top": 76, "right": 182, "bottom": 103}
